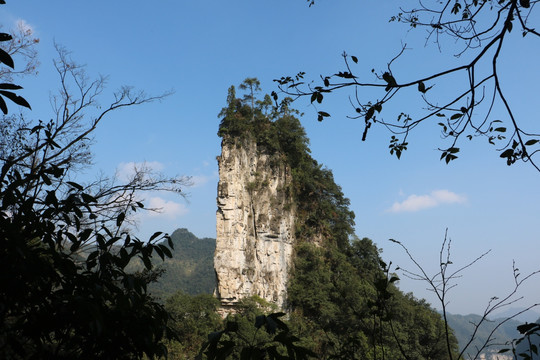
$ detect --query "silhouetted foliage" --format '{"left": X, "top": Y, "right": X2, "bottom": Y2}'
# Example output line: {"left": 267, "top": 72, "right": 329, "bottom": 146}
{"left": 279, "top": 0, "right": 540, "bottom": 171}
{"left": 0, "top": 1, "right": 31, "bottom": 115}
{"left": 0, "top": 20, "right": 183, "bottom": 357}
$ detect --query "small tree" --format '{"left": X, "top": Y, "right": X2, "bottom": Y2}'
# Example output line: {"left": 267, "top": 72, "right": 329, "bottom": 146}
{"left": 390, "top": 230, "right": 540, "bottom": 360}
{"left": 239, "top": 77, "right": 261, "bottom": 121}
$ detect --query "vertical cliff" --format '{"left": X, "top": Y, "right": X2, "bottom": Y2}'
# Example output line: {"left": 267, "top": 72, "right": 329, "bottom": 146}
{"left": 215, "top": 138, "right": 296, "bottom": 310}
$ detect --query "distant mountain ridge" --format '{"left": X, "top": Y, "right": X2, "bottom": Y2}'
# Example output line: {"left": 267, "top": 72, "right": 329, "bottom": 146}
{"left": 135, "top": 228, "right": 216, "bottom": 299}
{"left": 490, "top": 307, "right": 540, "bottom": 324}
{"left": 446, "top": 312, "right": 529, "bottom": 354}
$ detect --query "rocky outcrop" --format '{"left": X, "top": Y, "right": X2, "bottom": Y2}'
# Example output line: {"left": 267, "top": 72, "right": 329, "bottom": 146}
{"left": 215, "top": 138, "right": 295, "bottom": 310}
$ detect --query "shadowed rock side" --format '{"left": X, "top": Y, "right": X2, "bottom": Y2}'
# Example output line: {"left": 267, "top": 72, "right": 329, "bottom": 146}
{"left": 215, "top": 138, "right": 295, "bottom": 311}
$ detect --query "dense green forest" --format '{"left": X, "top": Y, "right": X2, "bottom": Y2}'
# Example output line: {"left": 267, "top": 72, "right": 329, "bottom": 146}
{"left": 145, "top": 227, "right": 531, "bottom": 358}
{"left": 130, "top": 226, "right": 531, "bottom": 358}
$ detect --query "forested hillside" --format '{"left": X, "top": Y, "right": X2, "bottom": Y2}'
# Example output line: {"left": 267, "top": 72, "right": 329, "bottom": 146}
{"left": 197, "top": 79, "right": 460, "bottom": 359}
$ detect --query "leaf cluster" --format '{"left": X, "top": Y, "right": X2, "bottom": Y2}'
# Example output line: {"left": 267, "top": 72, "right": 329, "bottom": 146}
{"left": 0, "top": 2, "right": 31, "bottom": 115}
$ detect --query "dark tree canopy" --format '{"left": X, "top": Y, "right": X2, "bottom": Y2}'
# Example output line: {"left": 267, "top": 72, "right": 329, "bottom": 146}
{"left": 0, "top": 8, "right": 186, "bottom": 357}
{"left": 0, "top": 1, "right": 32, "bottom": 115}
{"left": 278, "top": 0, "right": 540, "bottom": 170}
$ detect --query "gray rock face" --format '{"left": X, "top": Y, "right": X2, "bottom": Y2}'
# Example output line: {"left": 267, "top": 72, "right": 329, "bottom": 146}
{"left": 214, "top": 138, "right": 295, "bottom": 310}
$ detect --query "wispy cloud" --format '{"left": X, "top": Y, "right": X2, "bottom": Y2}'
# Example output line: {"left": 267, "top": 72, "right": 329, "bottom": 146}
{"left": 145, "top": 197, "right": 188, "bottom": 218}
{"left": 191, "top": 175, "right": 210, "bottom": 187}
{"left": 16, "top": 19, "right": 35, "bottom": 34}
{"left": 387, "top": 190, "right": 467, "bottom": 213}
{"left": 116, "top": 161, "right": 165, "bottom": 182}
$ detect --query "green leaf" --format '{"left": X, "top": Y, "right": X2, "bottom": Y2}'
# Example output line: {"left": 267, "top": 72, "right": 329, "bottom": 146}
{"left": 351, "top": 55, "right": 358, "bottom": 63}
{"left": 382, "top": 72, "right": 397, "bottom": 91}
{"left": 450, "top": 113, "right": 462, "bottom": 120}
{"left": 225, "top": 321, "right": 239, "bottom": 332}
{"left": 255, "top": 315, "right": 266, "bottom": 329}
{"left": 0, "top": 83, "right": 23, "bottom": 90}
{"left": 141, "top": 254, "right": 152, "bottom": 270}
{"left": 525, "top": 139, "right": 539, "bottom": 146}
{"left": 520, "top": 0, "right": 530, "bottom": 8}
{"left": 81, "top": 193, "right": 97, "bottom": 203}
{"left": 70, "top": 240, "right": 80, "bottom": 252}
{"left": 445, "top": 154, "right": 458, "bottom": 164}
{"left": 0, "top": 90, "right": 30, "bottom": 109}
{"left": 517, "top": 323, "right": 538, "bottom": 334}
{"left": 149, "top": 231, "right": 163, "bottom": 241}
{"left": 87, "top": 251, "right": 99, "bottom": 267}
{"left": 0, "top": 33, "right": 12, "bottom": 42}
{"left": 500, "top": 149, "right": 514, "bottom": 158}
{"left": 45, "top": 190, "right": 57, "bottom": 205}
{"left": 507, "top": 19, "right": 513, "bottom": 32}
{"left": 154, "top": 246, "right": 164, "bottom": 260}
{"left": 208, "top": 331, "right": 223, "bottom": 343}
{"left": 160, "top": 245, "right": 172, "bottom": 258}
{"left": 66, "top": 181, "right": 84, "bottom": 191}
{"left": 0, "top": 48, "right": 14, "bottom": 68}
{"left": 318, "top": 111, "right": 330, "bottom": 118}
{"left": 79, "top": 228, "right": 93, "bottom": 241}
{"left": 365, "top": 107, "right": 375, "bottom": 121}
{"left": 494, "top": 127, "right": 506, "bottom": 132}
{"left": 0, "top": 95, "right": 7, "bottom": 114}
{"left": 116, "top": 212, "right": 125, "bottom": 227}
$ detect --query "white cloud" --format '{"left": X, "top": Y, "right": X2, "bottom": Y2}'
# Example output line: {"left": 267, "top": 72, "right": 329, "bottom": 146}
{"left": 190, "top": 175, "right": 211, "bottom": 187}
{"left": 387, "top": 189, "right": 467, "bottom": 213}
{"left": 145, "top": 197, "right": 188, "bottom": 219}
{"left": 16, "top": 19, "right": 35, "bottom": 34}
{"left": 116, "top": 161, "right": 165, "bottom": 182}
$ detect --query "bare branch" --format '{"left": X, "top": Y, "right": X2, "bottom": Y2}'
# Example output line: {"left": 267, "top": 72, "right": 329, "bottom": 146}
{"left": 278, "top": 0, "right": 540, "bottom": 170}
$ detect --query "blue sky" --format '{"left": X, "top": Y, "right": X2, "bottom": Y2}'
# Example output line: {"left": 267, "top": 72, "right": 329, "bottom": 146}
{"left": 3, "top": 1, "right": 539, "bottom": 316}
